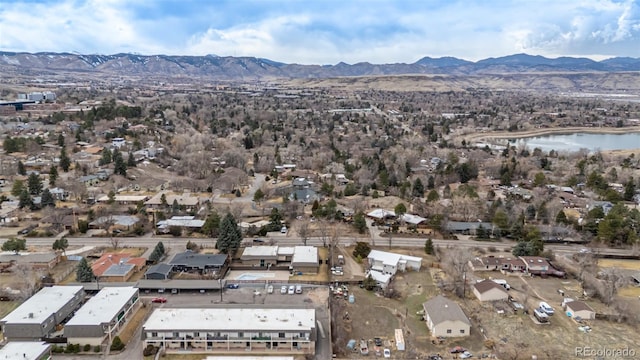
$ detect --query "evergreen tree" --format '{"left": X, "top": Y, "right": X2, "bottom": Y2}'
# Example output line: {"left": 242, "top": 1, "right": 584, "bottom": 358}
{"left": 27, "top": 172, "right": 43, "bottom": 195}
{"left": 427, "top": 175, "right": 435, "bottom": 189}
{"left": 217, "top": 213, "right": 242, "bottom": 254}
{"left": 113, "top": 149, "right": 127, "bottom": 176}
{"left": 57, "top": 133, "right": 65, "bottom": 147}
{"left": 40, "top": 188, "right": 55, "bottom": 207}
{"left": 624, "top": 177, "right": 636, "bottom": 201}
{"left": 412, "top": 177, "right": 424, "bottom": 197}
{"left": 48, "top": 165, "right": 58, "bottom": 186}
{"left": 202, "top": 212, "right": 221, "bottom": 237}
{"left": 17, "top": 161, "right": 26, "bottom": 176}
{"left": 76, "top": 257, "right": 95, "bottom": 282}
{"left": 424, "top": 238, "right": 434, "bottom": 255}
{"left": 59, "top": 146, "right": 71, "bottom": 172}
{"left": 353, "top": 211, "right": 367, "bottom": 234}
{"left": 127, "top": 152, "right": 136, "bottom": 167}
{"left": 18, "top": 189, "right": 34, "bottom": 209}
{"left": 99, "top": 148, "right": 112, "bottom": 165}
{"left": 11, "top": 179, "right": 25, "bottom": 197}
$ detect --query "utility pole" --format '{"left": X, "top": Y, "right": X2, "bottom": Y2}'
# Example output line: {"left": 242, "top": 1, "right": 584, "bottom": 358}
{"left": 219, "top": 279, "right": 223, "bottom": 302}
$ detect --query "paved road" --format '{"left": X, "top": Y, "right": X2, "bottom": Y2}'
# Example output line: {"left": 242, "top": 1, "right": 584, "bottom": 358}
{"left": 3, "top": 233, "right": 630, "bottom": 258}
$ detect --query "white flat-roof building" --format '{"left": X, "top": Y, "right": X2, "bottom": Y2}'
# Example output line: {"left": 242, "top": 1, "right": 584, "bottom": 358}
{"left": 367, "top": 250, "right": 422, "bottom": 275}
{"left": 0, "top": 341, "right": 51, "bottom": 360}
{"left": 0, "top": 286, "right": 84, "bottom": 341}
{"left": 142, "top": 307, "right": 316, "bottom": 355}
{"left": 64, "top": 287, "right": 139, "bottom": 345}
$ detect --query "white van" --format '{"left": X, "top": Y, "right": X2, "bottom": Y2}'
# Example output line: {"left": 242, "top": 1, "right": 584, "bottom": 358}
{"left": 295, "top": 285, "right": 303, "bottom": 294}
{"left": 539, "top": 302, "right": 554, "bottom": 316}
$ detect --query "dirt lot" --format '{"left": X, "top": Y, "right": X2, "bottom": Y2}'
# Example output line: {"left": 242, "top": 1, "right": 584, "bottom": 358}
{"left": 470, "top": 272, "right": 640, "bottom": 359}
{"left": 598, "top": 258, "right": 640, "bottom": 270}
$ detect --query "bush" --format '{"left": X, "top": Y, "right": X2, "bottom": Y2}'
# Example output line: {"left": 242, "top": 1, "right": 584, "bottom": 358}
{"left": 168, "top": 226, "right": 182, "bottom": 237}
{"left": 51, "top": 345, "right": 64, "bottom": 353}
{"left": 93, "top": 345, "right": 101, "bottom": 353}
{"left": 77, "top": 220, "right": 89, "bottom": 233}
{"left": 143, "top": 344, "right": 158, "bottom": 356}
{"left": 110, "top": 336, "right": 125, "bottom": 351}
{"left": 83, "top": 344, "right": 91, "bottom": 352}
{"left": 352, "top": 242, "right": 371, "bottom": 259}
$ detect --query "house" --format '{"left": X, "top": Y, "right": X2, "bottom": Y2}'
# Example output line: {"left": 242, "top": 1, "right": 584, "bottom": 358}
{"left": 587, "top": 201, "right": 614, "bottom": 216}
{"left": 145, "top": 192, "right": 200, "bottom": 211}
{"left": 519, "top": 256, "right": 550, "bottom": 273}
{"left": 367, "top": 250, "right": 422, "bottom": 276}
{"left": 400, "top": 213, "right": 427, "bottom": 226}
{"left": 144, "top": 263, "right": 173, "bottom": 280}
{"left": 288, "top": 177, "right": 319, "bottom": 204}
{"left": 142, "top": 307, "right": 316, "bottom": 355}
{"left": 89, "top": 215, "right": 140, "bottom": 231}
{"left": 48, "top": 187, "right": 69, "bottom": 201}
{"left": 169, "top": 251, "right": 229, "bottom": 277}
{"left": 78, "top": 174, "right": 100, "bottom": 186}
{"left": 444, "top": 221, "right": 494, "bottom": 235}
{"left": 240, "top": 246, "right": 320, "bottom": 274}
{"left": 97, "top": 194, "right": 149, "bottom": 205}
{"left": 468, "top": 256, "right": 502, "bottom": 271}
{"left": 473, "top": 279, "right": 509, "bottom": 302}
{"left": 156, "top": 216, "right": 205, "bottom": 233}
{"left": 366, "top": 209, "right": 396, "bottom": 221}
{"left": 0, "top": 342, "right": 51, "bottom": 360}
{"left": 64, "top": 287, "right": 139, "bottom": 345}
{"left": 365, "top": 270, "right": 392, "bottom": 289}
{"left": 0, "top": 286, "right": 85, "bottom": 340}
{"left": 565, "top": 301, "right": 596, "bottom": 320}
{"left": 91, "top": 253, "right": 146, "bottom": 282}
{"left": 0, "top": 252, "right": 60, "bottom": 270}
{"left": 111, "top": 137, "right": 126, "bottom": 148}
{"left": 422, "top": 295, "right": 471, "bottom": 338}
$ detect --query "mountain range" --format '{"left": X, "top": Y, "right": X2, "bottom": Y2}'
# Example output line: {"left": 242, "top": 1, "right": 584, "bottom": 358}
{"left": 2, "top": 52, "right": 640, "bottom": 79}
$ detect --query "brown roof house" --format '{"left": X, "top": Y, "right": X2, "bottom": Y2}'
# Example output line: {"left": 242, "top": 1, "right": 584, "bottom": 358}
{"left": 565, "top": 301, "right": 596, "bottom": 320}
{"left": 422, "top": 295, "right": 471, "bottom": 338}
{"left": 473, "top": 279, "right": 509, "bottom": 302}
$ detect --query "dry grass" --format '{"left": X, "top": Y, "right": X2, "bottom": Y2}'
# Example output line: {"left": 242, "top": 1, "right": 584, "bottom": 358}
{"left": 597, "top": 259, "right": 640, "bottom": 270}
{"left": 618, "top": 286, "right": 640, "bottom": 297}
{"left": 118, "top": 303, "right": 151, "bottom": 345}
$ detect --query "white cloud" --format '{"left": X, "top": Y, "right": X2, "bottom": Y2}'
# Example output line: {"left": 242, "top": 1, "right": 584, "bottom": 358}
{"left": 1, "top": 0, "right": 639, "bottom": 63}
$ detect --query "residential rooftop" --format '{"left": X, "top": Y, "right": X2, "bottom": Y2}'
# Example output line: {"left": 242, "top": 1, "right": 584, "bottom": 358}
{"left": 66, "top": 287, "right": 138, "bottom": 326}
{"left": 0, "top": 341, "right": 51, "bottom": 360}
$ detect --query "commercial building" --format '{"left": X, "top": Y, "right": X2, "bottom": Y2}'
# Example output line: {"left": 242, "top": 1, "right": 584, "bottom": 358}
{"left": 169, "top": 251, "right": 229, "bottom": 277}
{"left": 422, "top": 295, "right": 471, "bottom": 338}
{"left": 142, "top": 307, "right": 316, "bottom": 355}
{"left": 64, "top": 287, "right": 139, "bottom": 345}
{"left": 0, "top": 342, "right": 51, "bottom": 360}
{"left": 0, "top": 286, "right": 84, "bottom": 341}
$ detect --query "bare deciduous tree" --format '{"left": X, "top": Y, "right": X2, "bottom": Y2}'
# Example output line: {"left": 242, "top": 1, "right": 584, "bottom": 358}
{"left": 297, "top": 220, "right": 310, "bottom": 246}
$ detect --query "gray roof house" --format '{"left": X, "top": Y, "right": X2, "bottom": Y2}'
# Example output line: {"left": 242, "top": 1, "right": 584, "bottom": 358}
{"left": 169, "top": 251, "right": 229, "bottom": 276}
{"left": 422, "top": 295, "right": 471, "bottom": 338}
{"left": 145, "top": 263, "right": 174, "bottom": 280}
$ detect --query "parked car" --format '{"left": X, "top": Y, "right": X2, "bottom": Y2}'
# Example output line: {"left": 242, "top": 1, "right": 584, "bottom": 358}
{"left": 288, "top": 285, "right": 295, "bottom": 295}
{"left": 151, "top": 297, "right": 167, "bottom": 303}
{"left": 295, "top": 285, "right": 303, "bottom": 294}
{"left": 539, "top": 301, "right": 555, "bottom": 315}
{"left": 280, "top": 285, "right": 288, "bottom": 294}
{"left": 226, "top": 284, "right": 240, "bottom": 289}
{"left": 383, "top": 348, "right": 391, "bottom": 358}
{"left": 253, "top": 239, "right": 265, "bottom": 243}
{"left": 267, "top": 285, "right": 274, "bottom": 294}
{"left": 460, "top": 351, "right": 473, "bottom": 359}
{"left": 280, "top": 226, "right": 288, "bottom": 233}
{"left": 450, "top": 346, "right": 467, "bottom": 353}
{"left": 374, "top": 337, "right": 383, "bottom": 346}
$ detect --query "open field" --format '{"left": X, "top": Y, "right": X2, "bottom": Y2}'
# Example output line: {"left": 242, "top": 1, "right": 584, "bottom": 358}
{"left": 618, "top": 286, "right": 640, "bottom": 297}
{"left": 598, "top": 258, "right": 640, "bottom": 270}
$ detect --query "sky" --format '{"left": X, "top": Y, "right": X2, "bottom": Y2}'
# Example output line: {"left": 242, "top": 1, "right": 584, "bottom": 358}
{"left": 1, "top": 0, "right": 639, "bottom": 64}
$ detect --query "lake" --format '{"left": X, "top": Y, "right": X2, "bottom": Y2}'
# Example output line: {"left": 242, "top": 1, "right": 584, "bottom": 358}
{"left": 510, "top": 132, "right": 640, "bottom": 153}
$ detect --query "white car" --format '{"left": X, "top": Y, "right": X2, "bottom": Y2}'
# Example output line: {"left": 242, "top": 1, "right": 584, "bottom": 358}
{"left": 280, "top": 285, "right": 288, "bottom": 294}
{"left": 460, "top": 351, "right": 473, "bottom": 359}
{"left": 539, "top": 301, "right": 555, "bottom": 315}
{"left": 383, "top": 348, "right": 391, "bottom": 358}
{"left": 288, "top": 285, "right": 295, "bottom": 295}
{"left": 267, "top": 285, "right": 274, "bottom": 294}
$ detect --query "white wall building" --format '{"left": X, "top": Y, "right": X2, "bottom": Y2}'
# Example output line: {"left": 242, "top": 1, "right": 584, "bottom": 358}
{"left": 142, "top": 307, "right": 316, "bottom": 355}
{"left": 367, "top": 250, "right": 422, "bottom": 276}
{"left": 64, "top": 287, "right": 139, "bottom": 345}
{"left": 0, "top": 341, "right": 51, "bottom": 360}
